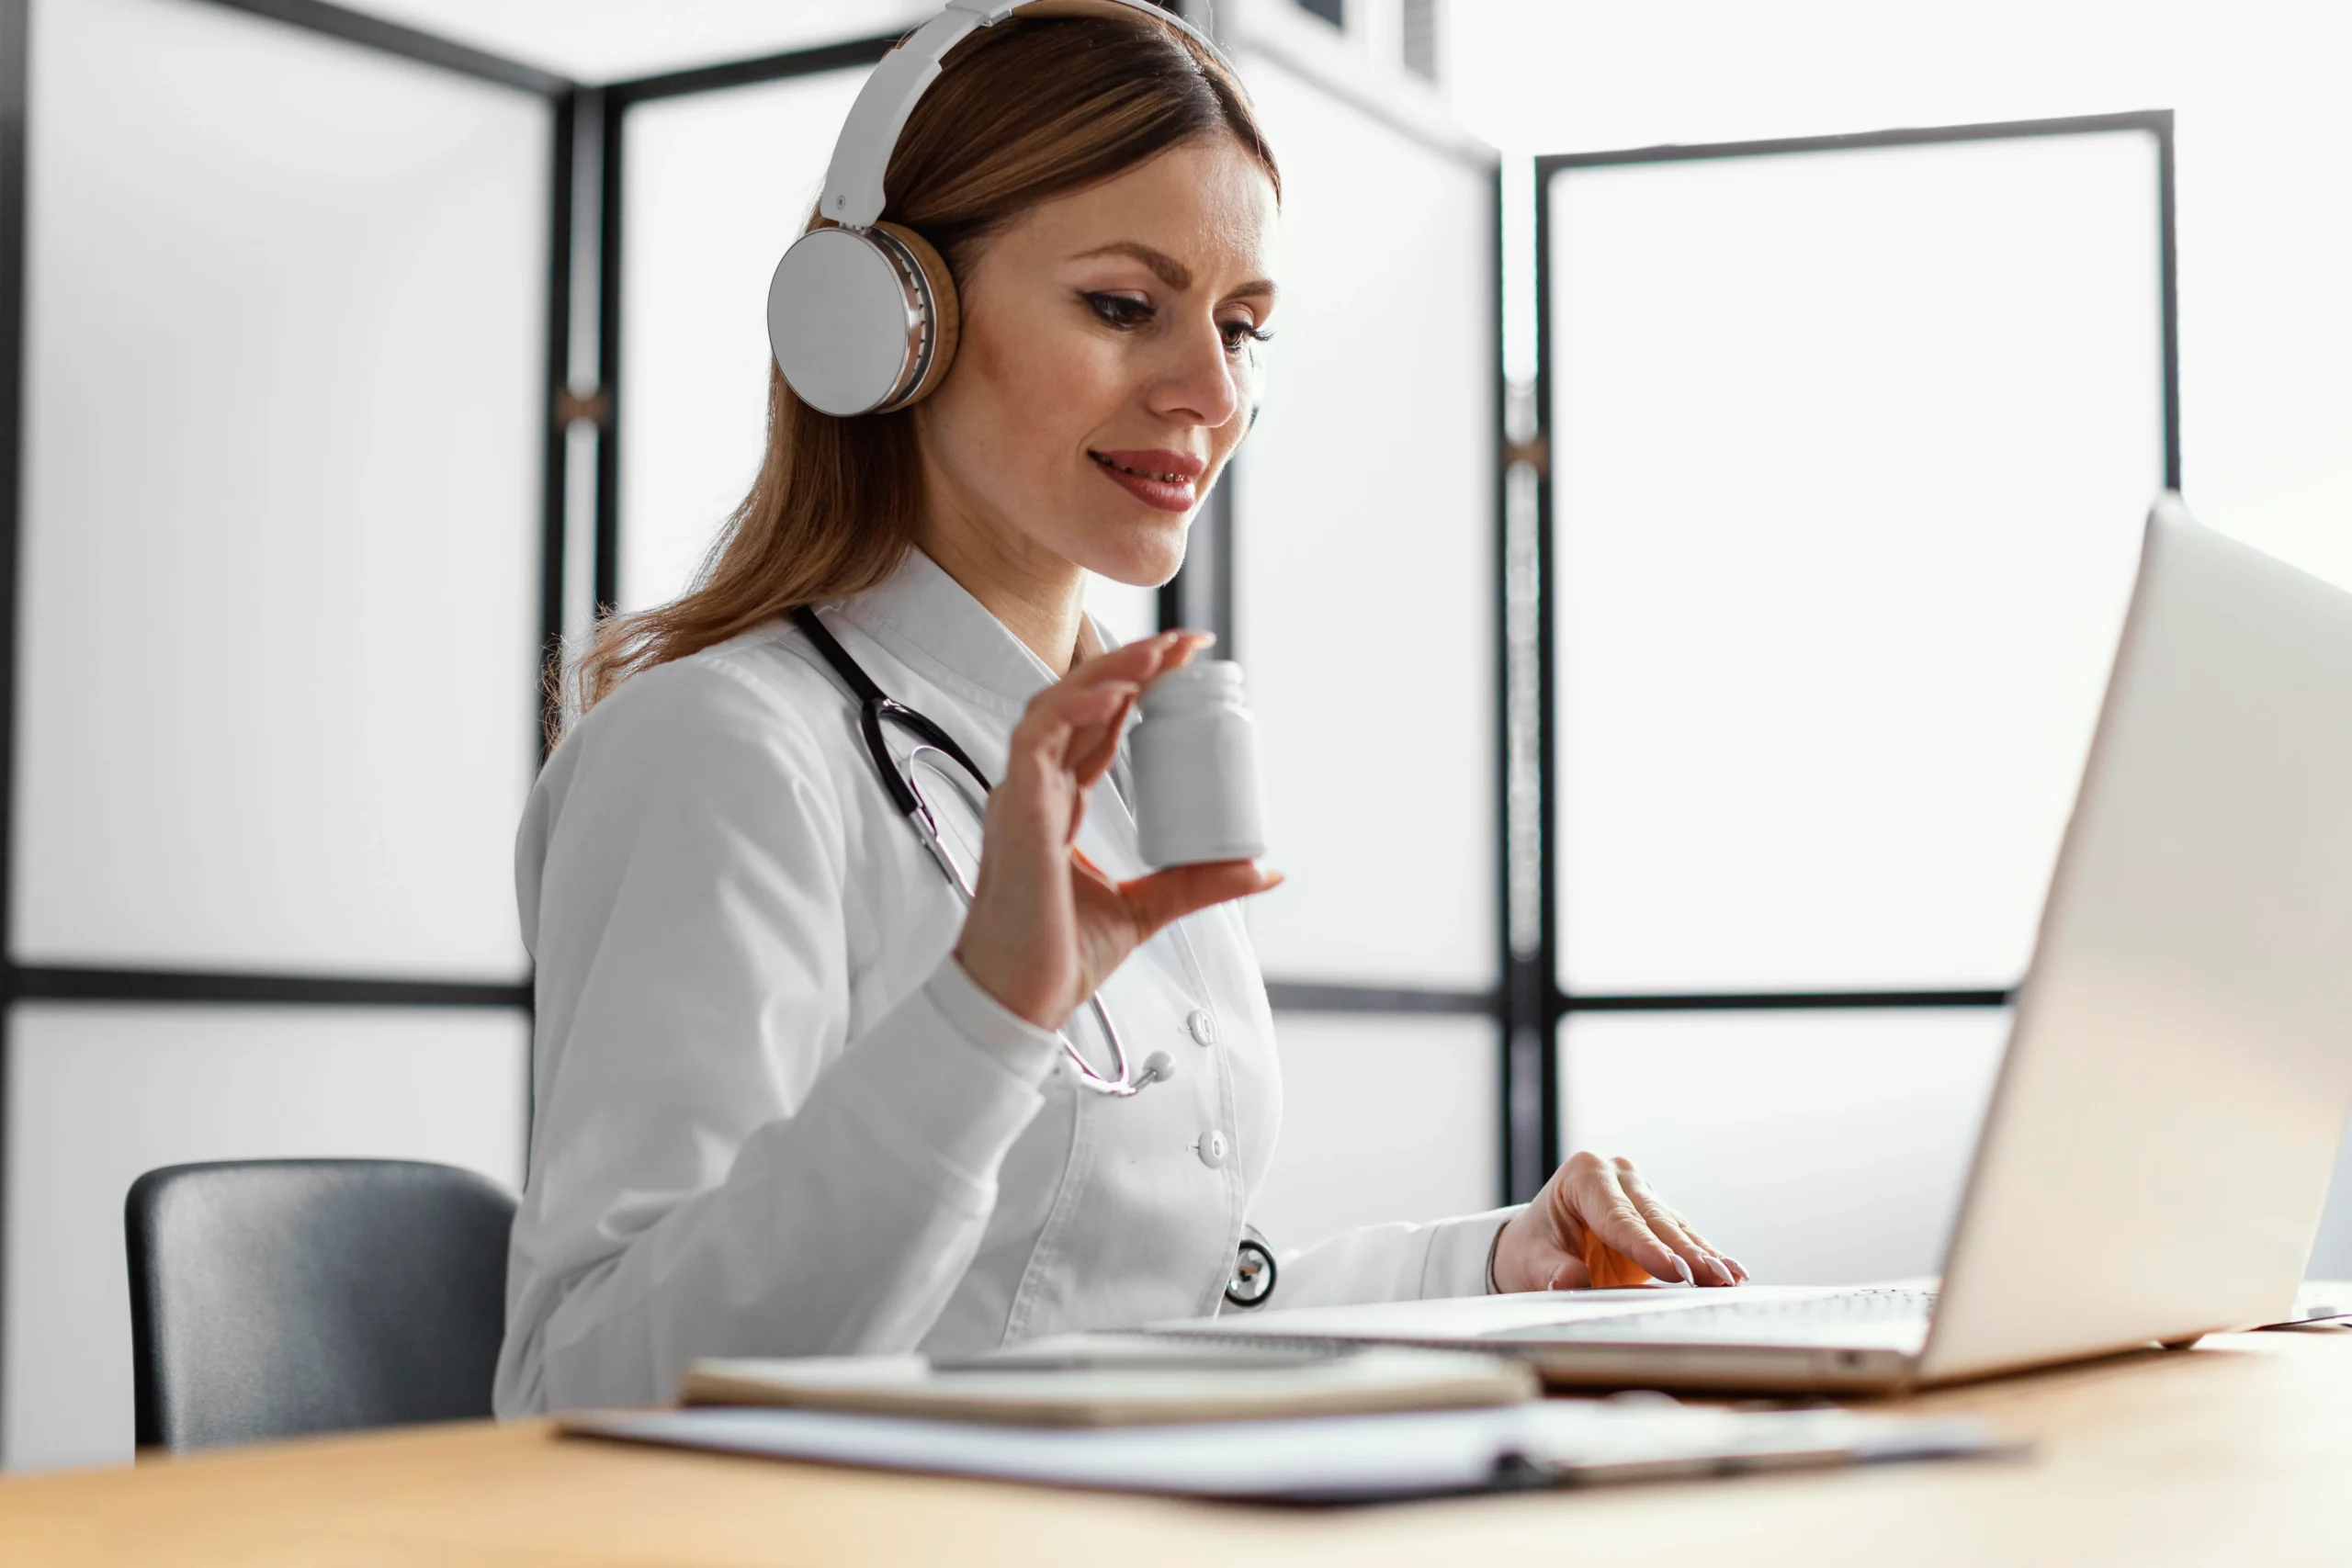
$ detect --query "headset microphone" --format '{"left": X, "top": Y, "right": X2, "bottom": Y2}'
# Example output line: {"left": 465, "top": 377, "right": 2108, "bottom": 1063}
{"left": 766, "top": 0, "right": 1238, "bottom": 418}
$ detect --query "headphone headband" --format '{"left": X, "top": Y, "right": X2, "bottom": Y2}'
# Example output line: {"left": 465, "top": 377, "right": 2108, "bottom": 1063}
{"left": 820, "top": 0, "right": 1235, "bottom": 230}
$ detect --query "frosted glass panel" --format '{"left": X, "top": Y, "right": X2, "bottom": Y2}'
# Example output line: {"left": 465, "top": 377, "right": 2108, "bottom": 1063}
{"left": 619, "top": 68, "right": 870, "bottom": 611}
{"left": 1250, "top": 1012, "right": 1498, "bottom": 1255}
{"left": 1559, "top": 1010, "right": 2007, "bottom": 1285}
{"left": 1548, "top": 131, "right": 2164, "bottom": 992}
{"left": 1234, "top": 53, "right": 1498, "bottom": 987}
{"left": 16, "top": 0, "right": 545, "bottom": 979}
{"left": 2, "top": 1005, "right": 528, "bottom": 1472}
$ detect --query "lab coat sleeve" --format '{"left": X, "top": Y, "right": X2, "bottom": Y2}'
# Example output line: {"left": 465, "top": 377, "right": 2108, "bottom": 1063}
{"left": 1265, "top": 1207, "right": 1525, "bottom": 1310}
{"left": 495, "top": 654, "right": 1066, "bottom": 1416}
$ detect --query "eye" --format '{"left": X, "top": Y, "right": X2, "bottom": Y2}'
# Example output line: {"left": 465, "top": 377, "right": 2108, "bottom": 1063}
{"left": 1220, "top": 318, "right": 1274, "bottom": 356}
{"left": 1084, "top": 291, "right": 1155, "bottom": 330}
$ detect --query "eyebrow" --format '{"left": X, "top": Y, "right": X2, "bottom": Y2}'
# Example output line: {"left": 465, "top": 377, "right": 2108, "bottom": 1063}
{"left": 1072, "top": 241, "right": 1275, "bottom": 302}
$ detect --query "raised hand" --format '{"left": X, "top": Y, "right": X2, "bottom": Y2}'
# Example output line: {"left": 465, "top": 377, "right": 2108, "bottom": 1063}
{"left": 953, "top": 629, "right": 1280, "bottom": 1030}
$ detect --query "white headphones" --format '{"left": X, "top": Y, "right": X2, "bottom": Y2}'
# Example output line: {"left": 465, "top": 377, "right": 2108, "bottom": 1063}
{"left": 765, "top": 0, "right": 1236, "bottom": 418}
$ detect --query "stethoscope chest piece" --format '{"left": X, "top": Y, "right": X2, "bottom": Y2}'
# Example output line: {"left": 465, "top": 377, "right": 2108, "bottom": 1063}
{"left": 1226, "top": 1232, "right": 1277, "bottom": 1309}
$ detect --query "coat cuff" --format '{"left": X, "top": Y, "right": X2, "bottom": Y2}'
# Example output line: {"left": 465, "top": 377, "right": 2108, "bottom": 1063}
{"left": 927, "top": 953, "right": 1067, "bottom": 1086}
{"left": 1419, "top": 1205, "right": 1524, "bottom": 1298}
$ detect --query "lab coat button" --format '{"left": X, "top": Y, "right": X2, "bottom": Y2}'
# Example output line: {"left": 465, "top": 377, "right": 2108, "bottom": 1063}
{"left": 1196, "top": 1130, "right": 1229, "bottom": 1168}
{"left": 1186, "top": 1009, "right": 1216, "bottom": 1046}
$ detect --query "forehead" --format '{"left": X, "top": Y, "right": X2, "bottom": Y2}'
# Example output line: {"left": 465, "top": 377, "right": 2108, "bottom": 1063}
{"left": 1003, "top": 136, "right": 1279, "bottom": 278}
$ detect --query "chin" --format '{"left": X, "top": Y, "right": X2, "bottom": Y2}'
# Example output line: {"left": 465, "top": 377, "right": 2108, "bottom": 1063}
{"left": 1071, "top": 513, "right": 1191, "bottom": 591}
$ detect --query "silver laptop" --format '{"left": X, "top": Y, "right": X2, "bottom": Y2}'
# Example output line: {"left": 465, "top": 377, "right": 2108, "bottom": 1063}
{"left": 1161, "top": 498, "right": 2352, "bottom": 1393}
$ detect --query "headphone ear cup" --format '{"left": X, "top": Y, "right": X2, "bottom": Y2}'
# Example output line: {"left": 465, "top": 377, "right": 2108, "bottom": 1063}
{"left": 769, "top": 226, "right": 923, "bottom": 417}
{"left": 872, "top": 221, "right": 960, "bottom": 410}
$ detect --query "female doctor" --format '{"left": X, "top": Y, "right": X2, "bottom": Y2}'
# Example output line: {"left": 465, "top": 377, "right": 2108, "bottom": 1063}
{"left": 495, "top": 0, "right": 1744, "bottom": 1417}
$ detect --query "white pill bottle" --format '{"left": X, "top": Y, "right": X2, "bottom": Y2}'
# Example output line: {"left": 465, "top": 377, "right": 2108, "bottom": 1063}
{"left": 1130, "top": 660, "right": 1267, "bottom": 867}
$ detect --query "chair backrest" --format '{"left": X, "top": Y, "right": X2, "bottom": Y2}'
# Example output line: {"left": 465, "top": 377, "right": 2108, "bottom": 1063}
{"left": 125, "top": 1158, "right": 516, "bottom": 1452}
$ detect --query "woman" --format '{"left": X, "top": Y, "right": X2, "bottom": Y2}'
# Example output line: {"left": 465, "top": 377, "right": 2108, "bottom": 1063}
{"left": 496, "top": 3, "right": 1742, "bottom": 1417}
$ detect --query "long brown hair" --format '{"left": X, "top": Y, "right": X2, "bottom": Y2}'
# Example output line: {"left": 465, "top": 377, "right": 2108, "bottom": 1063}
{"left": 561, "top": 12, "right": 1278, "bottom": 735}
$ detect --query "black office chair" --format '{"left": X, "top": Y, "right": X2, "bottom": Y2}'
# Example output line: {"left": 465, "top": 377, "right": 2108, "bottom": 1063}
{"left": 125, "top": 1158, "right": 517, "bottom": 1452}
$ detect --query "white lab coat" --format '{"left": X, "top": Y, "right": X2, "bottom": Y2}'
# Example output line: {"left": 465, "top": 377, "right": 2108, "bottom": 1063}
{"left": 494, "top": 547, "right": 1515, "bottom": 1416}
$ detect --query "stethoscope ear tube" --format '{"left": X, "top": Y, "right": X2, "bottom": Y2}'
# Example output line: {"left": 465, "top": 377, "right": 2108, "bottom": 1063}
{"left": 858, "top": 695, "right": 989, "bottom": 821}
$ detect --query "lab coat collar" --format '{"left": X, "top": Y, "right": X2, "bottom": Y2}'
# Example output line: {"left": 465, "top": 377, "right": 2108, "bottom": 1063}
{"left": 835, "top": 546, "right": 1110, "bottom": 718}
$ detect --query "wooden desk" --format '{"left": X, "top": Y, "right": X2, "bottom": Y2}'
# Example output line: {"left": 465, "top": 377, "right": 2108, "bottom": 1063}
{"left": 5, "top": 1329, "right": 2348, "bottom": 1567}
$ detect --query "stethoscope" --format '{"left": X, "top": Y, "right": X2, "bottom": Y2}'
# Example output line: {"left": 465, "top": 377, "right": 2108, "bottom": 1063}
{"left": 790, "top": 606, "right": 1170, "bottom": 1098}
{"left": 787, "top": 606, "right": 1276, "bottom": 1309}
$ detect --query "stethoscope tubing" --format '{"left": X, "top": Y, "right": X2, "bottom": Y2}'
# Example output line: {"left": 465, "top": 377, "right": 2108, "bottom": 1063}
{"left": 791, "top": 607, "right": 1141, "bottom": 1097}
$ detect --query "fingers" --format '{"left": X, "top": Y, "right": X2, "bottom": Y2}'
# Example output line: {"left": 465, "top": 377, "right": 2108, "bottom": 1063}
{"left": 1140, "top": 628, "right": 1214, "bottom": 683}
{"left": 1555, "top": 1152, "right": 1692, "bottom": 1286}
{"left": 1066, "top": 628, "right": 1212, "bottom": 696}
{"left": 1004, "top": 629, "right": 1209, "bottom": 794}
{"left": 1114, "top": 860, "right": 1283, "bottom": 940}
{"left": 1666, "top": 1207, "right": 1747, "bottom": 1284}
{"left": 1068, "top": 688, "right": 1136, "bottom": 793}
{"left": 1620, "top": 1178, "right": 1736, "bottom": 1287}
{"left": 1610, "top": 1161, "right": 1746, "bottom": 1284}
{"left": 1010, "top": 676, "right": 1136, "bottom": 769}
{"left": 996, "top": 682, "right": 1135, "bottom": 850}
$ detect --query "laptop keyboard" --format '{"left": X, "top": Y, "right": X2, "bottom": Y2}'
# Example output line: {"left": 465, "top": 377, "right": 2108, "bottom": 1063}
{"left": 1496, "top": 1287, "right": 1938, "bottom": 1349}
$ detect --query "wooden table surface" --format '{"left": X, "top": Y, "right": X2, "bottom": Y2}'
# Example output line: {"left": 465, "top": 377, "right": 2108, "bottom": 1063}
{"left": 6, "top": 1329, "right": 2350, "bottom": 1567}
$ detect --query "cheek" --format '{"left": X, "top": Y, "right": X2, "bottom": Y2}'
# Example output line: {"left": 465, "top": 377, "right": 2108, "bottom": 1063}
{"left": 956, "top": 311, "right": 1127, "bottom": 468}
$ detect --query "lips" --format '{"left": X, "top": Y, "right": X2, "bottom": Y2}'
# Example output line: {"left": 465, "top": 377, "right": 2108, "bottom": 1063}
{"left": 1089, "top": 448, "right": 1204, "bottom": 514}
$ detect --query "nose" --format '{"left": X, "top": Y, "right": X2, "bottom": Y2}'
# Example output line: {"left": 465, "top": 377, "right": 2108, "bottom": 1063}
{"left": 1149, "top": 315, "right": 1242, "bottom": 431}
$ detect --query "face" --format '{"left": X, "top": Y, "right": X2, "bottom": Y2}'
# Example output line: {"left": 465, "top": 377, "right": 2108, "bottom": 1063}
{"left": 910, "top": 134, "right": 1280, "bottom": 592}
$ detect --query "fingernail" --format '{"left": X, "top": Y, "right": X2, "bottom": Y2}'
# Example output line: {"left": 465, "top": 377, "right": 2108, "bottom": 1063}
{"left": 1671, "top": 1257, "right": 1695, "bottom": 1285}
{"left": 1709, "top": 1256, "right": 1736, "bottom": 1286}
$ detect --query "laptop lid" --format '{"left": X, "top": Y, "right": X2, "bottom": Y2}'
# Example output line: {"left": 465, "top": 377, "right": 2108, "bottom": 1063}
{"left": 1919, "top": 498, "right": 2352, "bottom": 1383}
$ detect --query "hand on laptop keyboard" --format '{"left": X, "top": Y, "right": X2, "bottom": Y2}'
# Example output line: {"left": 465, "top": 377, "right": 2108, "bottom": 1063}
{"left": 1493, "top": 1152, "right": 1748, "bottom": 1294}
